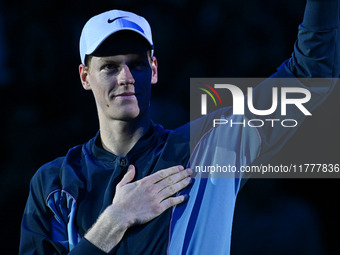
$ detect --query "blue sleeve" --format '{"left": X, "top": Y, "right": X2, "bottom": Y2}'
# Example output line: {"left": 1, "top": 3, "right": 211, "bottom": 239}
{"left": 290, "top": 0, "right": 340, "bottom": 78}
{"left": 19, "top": 164, "right": 112, "bottom": 255}
{"left": 302, "top": 0, "right": 339, "bottom": 31}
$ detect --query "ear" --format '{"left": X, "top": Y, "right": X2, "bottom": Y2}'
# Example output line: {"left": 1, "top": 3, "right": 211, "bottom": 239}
{"left": 79, "top": 64, "right": 91, "bottom": 90}
{"left": 150, "top": 56, "right": 158, "bottom": 85}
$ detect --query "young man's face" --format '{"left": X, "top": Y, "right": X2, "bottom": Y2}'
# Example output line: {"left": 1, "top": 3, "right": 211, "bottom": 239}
{"left": 80, "top": 51, "right": 158, "bottom": 122}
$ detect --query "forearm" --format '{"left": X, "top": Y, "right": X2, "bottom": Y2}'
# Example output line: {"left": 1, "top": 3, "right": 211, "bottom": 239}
{"left": 84, "top": 205, "right": 131, "bottom": 253}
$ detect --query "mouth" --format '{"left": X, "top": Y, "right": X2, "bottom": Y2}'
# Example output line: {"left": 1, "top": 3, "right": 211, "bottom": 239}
{"left": 113, "top": 92, "right": 137, "bottom": 97}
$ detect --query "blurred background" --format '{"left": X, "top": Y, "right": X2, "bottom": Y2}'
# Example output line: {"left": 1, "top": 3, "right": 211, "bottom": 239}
{"left": 0, "top": 0, "right": 339, "bottom": 254}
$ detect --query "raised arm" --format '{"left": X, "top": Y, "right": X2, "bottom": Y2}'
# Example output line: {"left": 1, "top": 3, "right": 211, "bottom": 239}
{"left": 246, "top": 0, "right": 340, "bottom": 167}
{"left": 169, "top": 1, "right": 340, "bottom": 254}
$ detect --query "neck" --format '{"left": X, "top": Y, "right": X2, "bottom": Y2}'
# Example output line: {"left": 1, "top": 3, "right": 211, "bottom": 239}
{"left": 99, "top": 115, "right": 151, "bottom": 157}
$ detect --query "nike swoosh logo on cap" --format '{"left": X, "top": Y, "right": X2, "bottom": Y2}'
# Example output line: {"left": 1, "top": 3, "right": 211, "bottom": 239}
{"left": 107, "top": 16, "right": 128, "bottom": 23}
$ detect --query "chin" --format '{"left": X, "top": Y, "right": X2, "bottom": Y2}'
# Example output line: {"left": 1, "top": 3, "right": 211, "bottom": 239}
{"left": 114, "top": 110, "right": 141, "bottom": 121}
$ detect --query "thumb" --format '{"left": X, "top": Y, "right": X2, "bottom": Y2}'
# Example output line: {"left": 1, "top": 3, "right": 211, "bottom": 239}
{"left": 117, "top": 165, "right": 135, "bottom": 187}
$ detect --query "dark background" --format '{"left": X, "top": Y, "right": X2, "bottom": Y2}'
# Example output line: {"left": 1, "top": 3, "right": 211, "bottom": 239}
{"left": 0, "top": 0, "right": 339, "bottom": 254}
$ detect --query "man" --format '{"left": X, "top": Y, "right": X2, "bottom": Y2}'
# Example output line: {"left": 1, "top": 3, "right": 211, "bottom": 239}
{"left": 20, "top": 1, "right": 339, "bottom": 254}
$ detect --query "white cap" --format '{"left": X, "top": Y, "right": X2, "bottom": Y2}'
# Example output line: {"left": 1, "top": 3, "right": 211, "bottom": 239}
{"left": 79, "top": 10, "right": 154, "bottom": 64}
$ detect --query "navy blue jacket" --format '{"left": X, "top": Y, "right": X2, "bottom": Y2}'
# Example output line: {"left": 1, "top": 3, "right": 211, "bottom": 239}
{"left": 20, "top": 1, "right": 340, "bottom": 254}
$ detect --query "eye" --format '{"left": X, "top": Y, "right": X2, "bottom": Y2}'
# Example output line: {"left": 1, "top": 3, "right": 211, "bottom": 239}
{"left": 129, "top": 61, "right": 149, "bottom": 71}
{"left": 102, "top": 63, "right": 119, "bottom": 73}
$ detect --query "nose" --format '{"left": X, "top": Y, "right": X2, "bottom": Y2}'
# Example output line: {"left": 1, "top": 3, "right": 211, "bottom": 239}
{"left": 118, "top": 65, "right": 135, "bottom": 86}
